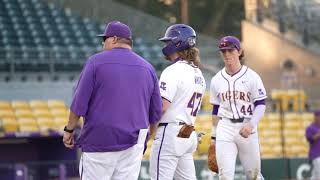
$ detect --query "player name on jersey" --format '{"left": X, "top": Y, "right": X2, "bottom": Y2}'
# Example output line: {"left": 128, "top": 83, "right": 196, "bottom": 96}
{"left": 194, "top": 76, "right": 205, "bottom": 86}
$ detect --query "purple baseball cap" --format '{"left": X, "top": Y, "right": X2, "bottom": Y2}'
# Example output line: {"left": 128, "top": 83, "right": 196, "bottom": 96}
{"left": 97, "top": 21, "right": 132, "bottom": 40}
{"left": 315, "top": 110, "right": 320, "bottom": 116}
{"left": 218, "top": 36, "right": 241, "bottom": 51}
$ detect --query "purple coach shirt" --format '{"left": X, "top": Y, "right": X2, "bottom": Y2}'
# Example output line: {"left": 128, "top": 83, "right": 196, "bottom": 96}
{"left": 71, "top": 48, "right": 162, "bottom": 152}
{"left": 306, "top": 123, "right": 320, "bottom": 160}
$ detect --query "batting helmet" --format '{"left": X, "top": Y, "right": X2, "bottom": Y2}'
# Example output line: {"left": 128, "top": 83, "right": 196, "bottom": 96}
{"left": 159, "top": 24, "right": 196, "bottom": 57}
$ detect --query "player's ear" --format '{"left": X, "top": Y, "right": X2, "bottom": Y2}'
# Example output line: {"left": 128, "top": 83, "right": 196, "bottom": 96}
{"left": 238, "top": 48, "right": 243, "bottom": 55}
{"left": 112, "top": 36, "right": 118, "bottom": 44}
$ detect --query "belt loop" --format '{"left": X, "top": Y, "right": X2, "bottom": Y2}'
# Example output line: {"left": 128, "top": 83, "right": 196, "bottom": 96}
{"left": 158, "top": 123, "right": 168, "bottom": 127}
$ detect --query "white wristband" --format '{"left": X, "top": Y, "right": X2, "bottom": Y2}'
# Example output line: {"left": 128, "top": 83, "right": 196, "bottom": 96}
{"left": 211, "top": 125, "right": 217, "bottom": 138}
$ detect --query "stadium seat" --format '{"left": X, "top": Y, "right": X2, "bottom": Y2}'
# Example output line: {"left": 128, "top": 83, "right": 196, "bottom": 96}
{"left": 54, "top": 117, "right": 68, "bottom": 131}
{"left": 36, "top": 117, "right": 55, "bottom": 131}
{"left": 29, "top": 100, "right": 49, "bottom": 109}
{"left": 269, "top": 120, "right": 281, "bottom": 128}
{"left": 19, "top": 125, "right": 39, "bottom": 133}
{"left": 0, "top": 110, "right": 16, "bottom": 119}
{"left": 15, "top": 109, "right": 34, "bottom": 118}
{"left": 298, "top": 146, "right": 308, "bottom": 157}
{"left": 283, "top": 129, "right": 296, "bottom": 136}
{"left": 272, "top": 145, "right": 283, "bottom": 157}
{"left": 0, "top": 101, "right": 12, "bottom": 110}
{"left": 269, "top": 136, "right": 282, "bottom": 145}
{"left": 18, "top": 117, "right": 37, "bottom": 126}
{"left": 267, "top": 113, "right": 281, "bottom": 122}
{"left": 287, "top": 90, "right": 306, "bottom": 112}
{"left": 48, "top": 100, "right": 66, "bottom": 109}
{"left": 1, "top": 120, "right": 19, "bottom": 132}
{"left": 50, "top": 108, "right": 68, "bottom": 118}
{"left": 12, "top": 101, "right": 31, "bottom": 110}
{"left": 1, "top": 117, "right": 17, "bottom": 123}
{"left": 33, "top": 109, "right": 53, "bottom": 118}
{"left": 284, "top": 120, "right": 301, "bottom": 129}
{"left": 18, "top": 117, "right": 39, "bottom": 132}
{"left": 301, "top": 112, "right": 314, "bottom": 126}
{"left": 261, "top": 146, "right": 274, "bottom": 158}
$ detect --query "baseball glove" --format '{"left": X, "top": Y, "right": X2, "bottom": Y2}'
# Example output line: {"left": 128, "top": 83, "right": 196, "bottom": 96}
{"left": 207, "top": 143, "right": 219, "bottom": 173}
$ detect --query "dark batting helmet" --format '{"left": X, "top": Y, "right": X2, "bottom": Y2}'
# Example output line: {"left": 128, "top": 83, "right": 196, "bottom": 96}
{"left": 159, "top": 24, "right": 196, "bottom": 57}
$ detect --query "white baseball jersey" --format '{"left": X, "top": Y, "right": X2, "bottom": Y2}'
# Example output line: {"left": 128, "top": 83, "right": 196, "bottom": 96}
{"left": 210, "top": 65, "right": 267, "bottom": 119}
{"left": 159, "top": 60, "right": 206, "bottom": 125}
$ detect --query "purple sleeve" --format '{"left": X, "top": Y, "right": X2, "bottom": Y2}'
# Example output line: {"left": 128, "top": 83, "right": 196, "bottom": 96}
{"left": 70, "top": 60, "right": 95, "bottom": 116}
{"left": 212, "top": 104, "right": 219, "bottom": 115}
{"left": 149, "top": 70, "right": 162, "bottom": 124}
{"left": 306, "top": 126, "right": 315, "bottom": 143}
{"left": 254, "top": 99, "right": 266, "bottom": 107}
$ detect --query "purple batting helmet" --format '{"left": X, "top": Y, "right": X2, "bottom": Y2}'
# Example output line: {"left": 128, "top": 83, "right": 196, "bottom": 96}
{"left": 159, "top": 24, "right": 196, "bottom": 57}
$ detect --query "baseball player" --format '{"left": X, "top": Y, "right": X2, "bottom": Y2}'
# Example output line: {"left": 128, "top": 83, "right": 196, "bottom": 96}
{"left": 149, "top": 24, "right": 206, "bottom": 180}
{"left": 209, "top": 36, "right": 266, "bottom": 180}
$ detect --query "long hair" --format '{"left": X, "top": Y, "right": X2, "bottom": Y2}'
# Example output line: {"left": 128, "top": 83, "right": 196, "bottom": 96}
{"left": 177, "top": 47, "right": 201, "bottom": 67}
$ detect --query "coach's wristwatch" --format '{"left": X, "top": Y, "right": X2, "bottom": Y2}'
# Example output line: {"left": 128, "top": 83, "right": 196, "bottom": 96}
{"left": 64, "top": 126, "right": 74, "bottom": 133}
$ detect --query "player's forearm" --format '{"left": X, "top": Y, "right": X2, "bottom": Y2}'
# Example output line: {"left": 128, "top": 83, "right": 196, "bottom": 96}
{"left": 149, "top": 123, "right": 158, "bottom": 138}
{"left": 249, "top": 104, "right": 266, "bottom": 127}
{"left": 67, "top": 111, "right": 80, "bottom": 130}
{"left": 211, "top": 104, "right": 219, "bottom": 139}
{"left": 212, "top": 115, "right": 219, "bottom": 127}
{"left": 211, "top": 115, "right": 219, "bottom": 139}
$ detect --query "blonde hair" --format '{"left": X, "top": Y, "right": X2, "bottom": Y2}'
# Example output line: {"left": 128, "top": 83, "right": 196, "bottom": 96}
{"left": 177, "top": 47, "right": 201, "bottom": 67}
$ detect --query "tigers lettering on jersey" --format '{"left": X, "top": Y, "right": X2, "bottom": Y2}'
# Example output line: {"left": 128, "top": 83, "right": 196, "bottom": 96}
{"left": 217, "top": 91, "right": 251, "bottom": 102}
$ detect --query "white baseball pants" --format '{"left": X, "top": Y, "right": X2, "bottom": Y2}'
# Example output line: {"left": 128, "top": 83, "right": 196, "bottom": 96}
{"left": 149, "top": 123, "right": 198, "bottom": 180}
{"left": 216, "top": 118, "right": 264, "bottom": 180}
{"left": 79, "top": 129, "right": 148, "bottom": 180}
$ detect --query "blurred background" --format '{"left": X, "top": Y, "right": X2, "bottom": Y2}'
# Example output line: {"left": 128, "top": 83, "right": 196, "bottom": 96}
{"left": 0, "top": 0, "right": 319, "bottom": 179}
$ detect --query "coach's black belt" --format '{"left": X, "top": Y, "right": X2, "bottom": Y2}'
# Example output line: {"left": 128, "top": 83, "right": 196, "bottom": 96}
{"left": 229, "top": 117, "right": 244, "bottom": 123}
{"left": 158, "top": 122, "right": 186, "bottom": 127}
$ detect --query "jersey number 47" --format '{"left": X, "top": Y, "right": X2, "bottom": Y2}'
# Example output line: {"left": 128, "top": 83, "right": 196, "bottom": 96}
{"left": 187, "top": 92, "right": 202, "bottom": 117}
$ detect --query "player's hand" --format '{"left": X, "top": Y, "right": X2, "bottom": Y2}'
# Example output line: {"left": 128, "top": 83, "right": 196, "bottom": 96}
{"left": 239, "top": 122, "right": 254, "bottom": 138}
{"left": 63, "top": 132, "right": 75, "bottom": 149}
{"left": 314, "top": 131, "right": 320, "bottom": 140}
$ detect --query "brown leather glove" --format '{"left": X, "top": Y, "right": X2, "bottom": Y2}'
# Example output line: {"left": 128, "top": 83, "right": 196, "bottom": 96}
{"left": 207, "top": 143, "right": 219, "bottom": 173}
{"left": 177, "top": 124, "right": 194, "bottom": 138}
